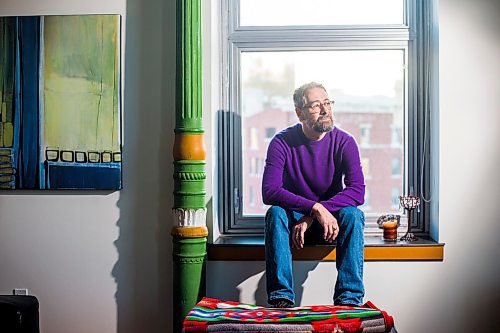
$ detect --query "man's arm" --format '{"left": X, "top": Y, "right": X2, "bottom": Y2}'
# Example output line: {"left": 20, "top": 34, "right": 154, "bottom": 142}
{"left": 319, "top": 137, "right": 365, "bottom": 212}
{"left": 261, "top": 137, "right": 317, "bottom": 214}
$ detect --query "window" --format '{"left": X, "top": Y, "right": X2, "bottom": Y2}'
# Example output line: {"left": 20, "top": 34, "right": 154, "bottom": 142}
{"left": 359, "top": 124, "right": 372, "bottom": 146}
{"left": 391, "top": 187, "right": 401, "bottom": 209}
{"left": 249, "top": 127, "right": 259, "bottom": 150}
{"left": 361, "top": 157, "right": 371, "bottom": 178}
{"left": 391, "top": 126, "right": 402, "bottom": 146}
{"left": 391, "top": 157, "right": 401, "bottom": 176}
{"left": 218, "top": 0, "right": 437, "bottom": 236}
{"left": 265, "top": 127, "right": 276, "bottom": 139}
{"left": 250, "top": 157, "right": 256, "bottom": 176}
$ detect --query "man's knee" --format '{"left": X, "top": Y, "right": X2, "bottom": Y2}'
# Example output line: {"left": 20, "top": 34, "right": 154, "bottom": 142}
{"left": 338, "top": 206, "right": 365, "bottom": 229}
{"left": 265, "top": 206, "right": 289, "bottom": 229}
{"left": 266, "top": 205, "right": 287, "bottom": 220}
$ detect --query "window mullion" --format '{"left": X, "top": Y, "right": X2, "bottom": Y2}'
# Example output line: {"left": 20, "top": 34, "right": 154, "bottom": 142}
{"left": 229, "top": 27, "right": 410, "bottom": 44}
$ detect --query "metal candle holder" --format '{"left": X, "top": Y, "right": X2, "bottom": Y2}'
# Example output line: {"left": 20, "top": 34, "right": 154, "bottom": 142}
{"left": 399, "top": 195, "right": 421, "bottom": 242}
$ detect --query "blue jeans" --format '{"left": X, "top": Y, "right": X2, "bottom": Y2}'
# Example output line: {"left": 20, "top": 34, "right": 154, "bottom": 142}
{"left": 265, "top": 206, "right": 365, "bottom": 306}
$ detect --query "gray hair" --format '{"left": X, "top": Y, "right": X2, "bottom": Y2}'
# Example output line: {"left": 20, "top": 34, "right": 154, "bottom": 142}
{"left": 293, "top": 82, "right": 327, "bottom": 109}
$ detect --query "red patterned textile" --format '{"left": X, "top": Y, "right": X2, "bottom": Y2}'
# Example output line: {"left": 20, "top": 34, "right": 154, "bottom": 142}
{"left": 183, "top": 297, "right": 395, "bottom": 333}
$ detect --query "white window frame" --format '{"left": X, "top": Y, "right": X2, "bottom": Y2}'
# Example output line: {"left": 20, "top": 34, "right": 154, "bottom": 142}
{"left": 217, "top": 0, "right": 438, "bottom": 237}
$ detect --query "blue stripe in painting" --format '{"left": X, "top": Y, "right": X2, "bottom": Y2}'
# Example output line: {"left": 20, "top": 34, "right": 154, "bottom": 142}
{"left": 46, "top": 162, "right": 122, "bottom": 189}
{"left": 38, "top": 17, "right": 45, "bottom": 189}
{"left": 13, "top": 17, "right": 21, "bottom": 188}
{"left": 18, "top": 16, "right": 40, "bottom": 189}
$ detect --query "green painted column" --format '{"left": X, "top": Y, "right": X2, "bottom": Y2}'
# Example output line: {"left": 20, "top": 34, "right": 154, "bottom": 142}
{"left": 172, "top": 0, "right": 207, "bottom": 332}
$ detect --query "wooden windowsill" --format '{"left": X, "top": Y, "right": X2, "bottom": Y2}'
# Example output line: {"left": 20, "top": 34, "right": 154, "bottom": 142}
{"left": 208, "top": 236, "right": 444, "bottom": 261}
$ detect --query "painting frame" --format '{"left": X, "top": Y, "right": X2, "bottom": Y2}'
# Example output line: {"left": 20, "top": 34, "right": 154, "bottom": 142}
{"left": 0, "top": 14, "right": 123, "bottom": 190}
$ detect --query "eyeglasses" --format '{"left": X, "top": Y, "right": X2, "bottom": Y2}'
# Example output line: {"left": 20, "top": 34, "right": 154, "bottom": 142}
{"left": 305, "top": 100, "right": 335, "bottom": 114}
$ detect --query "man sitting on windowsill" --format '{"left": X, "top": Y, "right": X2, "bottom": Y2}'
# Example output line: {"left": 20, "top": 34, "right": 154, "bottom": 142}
{"left": 262, "top": 82, "right": 366, "bottom": 308}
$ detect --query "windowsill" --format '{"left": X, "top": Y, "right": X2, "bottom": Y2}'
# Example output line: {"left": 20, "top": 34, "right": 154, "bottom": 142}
{"left": 208, "top": 236, "right": 444, "bottom": 261}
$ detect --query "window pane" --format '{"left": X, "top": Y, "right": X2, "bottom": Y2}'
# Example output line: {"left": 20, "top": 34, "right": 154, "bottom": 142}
{"left": 240, "top": 50, "right": 405, "bottom": 217}
{"left": 239, "top": 0, "right": 404, "bottom": 26}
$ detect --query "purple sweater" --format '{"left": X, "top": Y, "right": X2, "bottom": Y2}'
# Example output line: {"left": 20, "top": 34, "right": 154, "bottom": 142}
{"left": 262, "top": 123, "right": 365, "bottom": 215}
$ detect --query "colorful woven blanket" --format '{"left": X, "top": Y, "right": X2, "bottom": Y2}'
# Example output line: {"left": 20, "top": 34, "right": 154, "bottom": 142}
{"left": 183, "top": 297, "right": 394, "bottom": 333}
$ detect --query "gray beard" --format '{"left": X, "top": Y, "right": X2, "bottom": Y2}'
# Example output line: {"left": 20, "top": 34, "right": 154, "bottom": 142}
{"left": 307, "top": 116, "right": 334, "bottom": 133}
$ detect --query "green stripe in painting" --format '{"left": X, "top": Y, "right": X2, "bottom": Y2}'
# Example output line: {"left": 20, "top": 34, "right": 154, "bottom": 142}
{"left": 43, "top": 15, "right": 120, "bottom": 152}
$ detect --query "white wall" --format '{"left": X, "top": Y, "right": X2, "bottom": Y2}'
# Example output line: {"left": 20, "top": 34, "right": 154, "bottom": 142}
{"left": 208, "top": 1, "right": 500, "bottom": 332}
{"left": 0, "top": 0, "right": 177, "bottom": 332}
{"left": 0, "top": 0, "right": 499, "bottom": 333}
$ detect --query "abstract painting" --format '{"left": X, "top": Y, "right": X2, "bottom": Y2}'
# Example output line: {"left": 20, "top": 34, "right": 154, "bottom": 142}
{"left": 0, "top": 15, "right": 122, "bottom": 189}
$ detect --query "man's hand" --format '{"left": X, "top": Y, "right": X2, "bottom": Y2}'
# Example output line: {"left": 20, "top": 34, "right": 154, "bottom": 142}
{"left": 311, "top": 203, "right": 339, "bottom": 242}
{"left": 292, "top": 216, "right": 313, "bottom": 249}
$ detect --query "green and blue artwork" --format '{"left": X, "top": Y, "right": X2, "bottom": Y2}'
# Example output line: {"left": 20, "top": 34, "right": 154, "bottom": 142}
{"left": 0, "top": 15, "right": 122, "bottom": 189}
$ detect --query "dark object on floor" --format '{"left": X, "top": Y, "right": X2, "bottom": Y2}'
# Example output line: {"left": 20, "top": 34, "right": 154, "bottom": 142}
{"left": 269, "top": 298, "right": 294, "bottom": 308}
{"left": 0, "top": 295, "right": 39, "bottom": 333}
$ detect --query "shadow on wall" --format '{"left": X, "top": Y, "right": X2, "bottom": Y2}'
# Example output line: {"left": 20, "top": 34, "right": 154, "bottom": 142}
{"left": 111, "top": 0, "right": 176, "bottom": 332}
{"left": 207, "top": 261, "right": 320, "bottom": 307}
